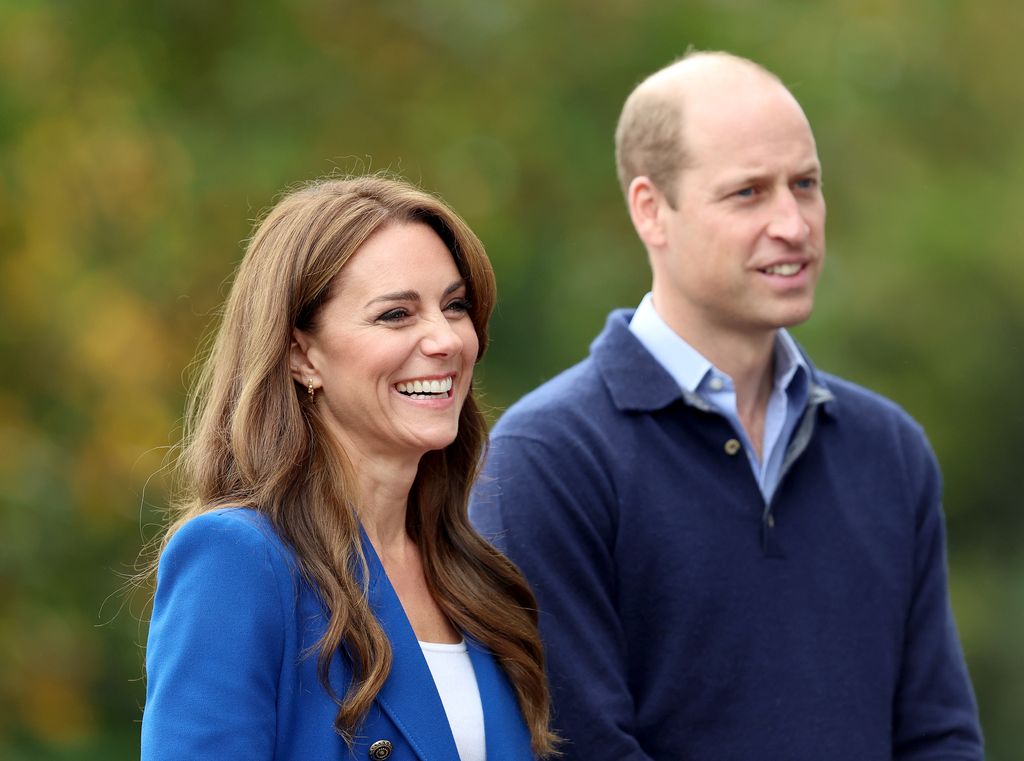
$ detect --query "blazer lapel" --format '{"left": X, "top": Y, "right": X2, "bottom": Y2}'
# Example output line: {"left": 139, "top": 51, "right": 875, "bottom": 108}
{"left": 362, "top": 534, "right": 461, "bottom": 761}
{"left": 466, "top": 639, "right": 535, "bottom": 760}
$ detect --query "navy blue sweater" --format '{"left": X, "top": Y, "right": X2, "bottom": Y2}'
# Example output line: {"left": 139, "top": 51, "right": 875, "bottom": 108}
{"left": 470, "top": 310, "right": 982, "bottom": 761}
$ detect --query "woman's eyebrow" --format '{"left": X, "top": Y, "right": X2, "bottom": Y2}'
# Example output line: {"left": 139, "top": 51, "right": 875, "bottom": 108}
{"left": 442, "top": 279, "right": 466, "bottom": 297}
{"left": 365, "top": 290, "right": 419, "bottom": 308}
{"left": 363, "top": 280, "right": 464, "bottom": 309}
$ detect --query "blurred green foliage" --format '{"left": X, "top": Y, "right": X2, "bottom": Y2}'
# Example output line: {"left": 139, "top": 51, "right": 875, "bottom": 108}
{"left": 0, "top": 0, "right": 1020, "bottom": 758}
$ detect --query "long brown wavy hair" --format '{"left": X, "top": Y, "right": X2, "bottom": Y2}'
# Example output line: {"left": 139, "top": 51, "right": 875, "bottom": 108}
{"left": 155, "top": 175, "right": 556, "bottom": 755}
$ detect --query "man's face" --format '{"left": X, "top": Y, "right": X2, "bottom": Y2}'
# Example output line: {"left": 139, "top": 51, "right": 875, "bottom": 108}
{"left": 653, "top": 78, "right": 826, "bottom": 342}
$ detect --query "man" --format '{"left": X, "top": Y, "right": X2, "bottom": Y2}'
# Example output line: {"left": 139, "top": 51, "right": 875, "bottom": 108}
{"left": 469, "top": 51, "right": 983, "bottom": 760}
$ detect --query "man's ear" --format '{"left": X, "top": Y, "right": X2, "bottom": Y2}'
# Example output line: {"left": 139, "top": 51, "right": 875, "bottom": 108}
{"left": 289, "top": 328, "right": 319, "bottom": 387}
{"left": 627, "top": 176, "right": 670, "bottom": 250}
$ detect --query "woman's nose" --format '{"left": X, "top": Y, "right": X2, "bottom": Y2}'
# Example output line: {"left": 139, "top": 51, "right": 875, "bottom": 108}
{"left": 420, "top": 315, "right": 464, "bottom": 357}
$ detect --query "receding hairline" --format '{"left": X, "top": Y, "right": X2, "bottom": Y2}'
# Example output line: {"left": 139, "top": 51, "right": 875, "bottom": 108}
{"left": 614, "top": 51, "right": 791, "bottom": 203}
{"left": 636, "top": 51, "right": 782, "bottom": 97}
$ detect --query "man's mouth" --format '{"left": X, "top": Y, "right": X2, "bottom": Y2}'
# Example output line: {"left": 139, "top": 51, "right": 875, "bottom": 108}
{"left": 760, "top": 262, "right": 804, "bottom": 277}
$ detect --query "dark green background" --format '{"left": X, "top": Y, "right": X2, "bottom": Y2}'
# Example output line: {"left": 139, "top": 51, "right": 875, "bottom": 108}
{"left": 1, "top": 1, "right": 1020, "bottom": 758}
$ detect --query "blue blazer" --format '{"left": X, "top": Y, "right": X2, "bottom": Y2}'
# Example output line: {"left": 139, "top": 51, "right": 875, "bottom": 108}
{"left": 141, "top": 508, "right": 535, "bottom": 760}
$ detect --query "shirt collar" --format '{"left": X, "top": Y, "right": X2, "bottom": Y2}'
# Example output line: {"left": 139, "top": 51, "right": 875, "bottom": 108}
{"left": 628, "top": 293, "right": 711, "bottom": 393}
{"left": 594, "top": 308, "right": 835, "bottom": 414}
{"left": 629, "top": 292, "right": 810, "bottom": 397}
{"left": 773, "top": 326, "right": 809, "bottom": 396}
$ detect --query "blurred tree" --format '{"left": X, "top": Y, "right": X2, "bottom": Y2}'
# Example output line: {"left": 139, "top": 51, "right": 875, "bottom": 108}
{"left": 0, "top": 0, "right": 1019, "bottom": 758}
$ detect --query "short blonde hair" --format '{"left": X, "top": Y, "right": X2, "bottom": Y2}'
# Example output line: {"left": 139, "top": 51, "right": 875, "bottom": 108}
{"left": 614, "top": 50, "right": 780, "bottom": 207}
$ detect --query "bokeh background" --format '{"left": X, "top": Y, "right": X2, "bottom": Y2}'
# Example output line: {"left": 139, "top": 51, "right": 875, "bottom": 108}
{"left": 1, "top": 0, "right": 1020, "bottom": 758}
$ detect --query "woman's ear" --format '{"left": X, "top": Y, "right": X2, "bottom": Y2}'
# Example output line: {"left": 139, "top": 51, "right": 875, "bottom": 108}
{"left": 289, "top": 328, "right": 319, "bottom": 387}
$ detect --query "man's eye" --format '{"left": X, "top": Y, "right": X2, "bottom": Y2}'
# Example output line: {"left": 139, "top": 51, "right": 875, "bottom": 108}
{"left": 795, "top": 178, "right": 818, "bottom": 190}
{"left": 735, "top": 186, "right": 757, "bottom": 198}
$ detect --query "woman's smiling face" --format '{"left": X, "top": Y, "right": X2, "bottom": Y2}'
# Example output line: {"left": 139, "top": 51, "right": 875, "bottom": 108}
{"left": 291, "top": 221, "right": 479, "bottom": 461}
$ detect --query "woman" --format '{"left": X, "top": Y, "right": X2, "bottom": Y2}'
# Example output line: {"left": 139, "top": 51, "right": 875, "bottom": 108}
{"left": 141, "top": 176, "right": 557, "bottom": 760}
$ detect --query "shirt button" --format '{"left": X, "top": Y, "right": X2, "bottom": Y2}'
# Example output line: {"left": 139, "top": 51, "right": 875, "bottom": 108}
{"left": 724, "top": 438, "right": 741, "bottom": 455}
{"left": 708, "top": 377, "right": 725, "bottom": 391}
{"left": 369, "top": 740, "right": 393, "bottom": 759}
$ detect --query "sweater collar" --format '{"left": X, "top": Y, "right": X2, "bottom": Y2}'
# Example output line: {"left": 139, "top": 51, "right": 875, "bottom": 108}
{"left": 592, "top": 308, "right": 835, "bottom": 414}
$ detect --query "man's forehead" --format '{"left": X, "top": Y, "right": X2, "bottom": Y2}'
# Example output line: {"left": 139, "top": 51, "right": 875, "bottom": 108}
{"left": 679, "top": 101, "right": 820, "bottom": 189}
{"left": 679, "top": 75, "right": 815, "bottom": 149}
{"left": 643, "top": 53, "right": 781, "bottom": 100}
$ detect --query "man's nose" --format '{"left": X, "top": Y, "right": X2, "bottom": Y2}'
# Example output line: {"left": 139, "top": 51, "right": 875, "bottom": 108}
{"left": 767, "top": 190, "right": 811, "bottom": 245}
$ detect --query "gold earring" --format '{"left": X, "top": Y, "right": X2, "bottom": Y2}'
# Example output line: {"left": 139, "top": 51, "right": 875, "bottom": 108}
{"left": 307, "top": 378, "right": 315, "bottom": 398}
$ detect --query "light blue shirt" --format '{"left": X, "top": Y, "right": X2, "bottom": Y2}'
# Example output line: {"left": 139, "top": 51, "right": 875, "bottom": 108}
{"left": 629, "top": 293, "right": 809, "bottom": 502}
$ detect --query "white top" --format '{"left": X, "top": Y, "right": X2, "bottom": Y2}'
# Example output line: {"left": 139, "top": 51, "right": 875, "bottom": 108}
{"left": 419, "top": 639, "right": 486, "bottom": 761}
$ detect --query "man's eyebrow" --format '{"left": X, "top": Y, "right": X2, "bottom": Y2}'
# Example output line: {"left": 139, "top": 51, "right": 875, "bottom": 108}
{"left": 712, "top": 172, "right": 768, "bottom": 195}
{"left": 363, "top": 280, "right": 465, "bottom": 309}
{"left": 795, "top": 162, "right": 822, "bottom": 175}
{"left": 714, "top": 162, "right": 822, "bottom": 192}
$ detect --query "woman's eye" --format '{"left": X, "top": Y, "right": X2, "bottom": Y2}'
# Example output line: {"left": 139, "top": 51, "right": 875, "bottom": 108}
{"left": 377, "top": 308, "right": 410, "bottom": 322}
{"left": 445, "top": 298, "right": 471, "bottom": 314}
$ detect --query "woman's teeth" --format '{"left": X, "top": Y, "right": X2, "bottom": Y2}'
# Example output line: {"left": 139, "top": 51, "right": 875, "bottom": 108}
{"left": 396, "top": 376, "right": 454, "bottom": 397}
